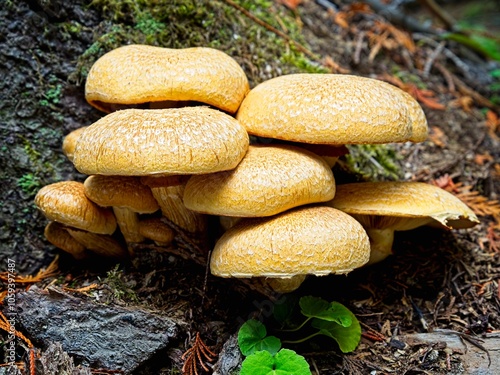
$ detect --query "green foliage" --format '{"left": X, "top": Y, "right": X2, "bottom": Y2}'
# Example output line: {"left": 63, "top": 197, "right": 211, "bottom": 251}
{"left": 240, "top": 349, "right": 311, "bottom": 375}
{"left": 39, "top": 84, "right": 63, "bottom": 106}
{"left": 442, "top": 31, "right": 500, "bottom": 61}
{"left": 238, "top": 320, "right": 281, "bottom": 356}
{"left": 343, "top": 144, "right": 403, "bottom": 181}
{"left": 17, "top": 173, "right": 42, "bottom": 196}
{"left": 238, "top": 320, "right": 310, "bottom": 375}
{"left": 279, "top": 296, "right": 361, "bottom": 354}
{"left": 237, "top": 296, "right": 361, "bottom": 375}
{"left": 74, "top": 0, "right": 318, "bottom": 85}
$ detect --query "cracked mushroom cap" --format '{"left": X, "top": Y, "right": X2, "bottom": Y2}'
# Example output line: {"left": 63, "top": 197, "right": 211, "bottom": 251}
{"left": 210, "top": 206, "right": 371, "bottom": 278}
{"left": 85, "top": 44, "right": 250, "bottom": 114}
{"left": 327, "top": 181, "right": 479, "bottom": 230}
{"left": 184, "top": 144, "right": 336, "bottom": 217}
{"left": 35, "top": 181, "right": 117, "bottom": 235}
{"left": 236, "top": 73, "right": 426, "bottom": 145}
{"left": 72, "top": 107, "right": 249, "bottom": 176}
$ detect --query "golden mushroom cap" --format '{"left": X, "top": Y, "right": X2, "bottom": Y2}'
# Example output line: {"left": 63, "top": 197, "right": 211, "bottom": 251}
{"left": 236, "top": 73, "right": 422, "bottom": 145}
{"left": 328, "top": 181, "right": 479, "bottom": 230}
{"left": 72, "top": 107, "right": 249, "bottom": 176}
{"left": 35, "top": 181, "right": 117, "bottom": 235}
{"left": 85, "top": 44, "right": 250, "bottom": 114}
{"left": 210, "top": 206, "right": 371, "bottom": 278}
{"left": 84, "top": 175, "right": 159, "bottom": 214}
{"left": 184, "top": 144, "right": 336, "bottom": 217}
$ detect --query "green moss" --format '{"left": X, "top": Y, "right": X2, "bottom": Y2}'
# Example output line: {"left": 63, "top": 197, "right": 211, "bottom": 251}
{"left": 73, "top": 0, "right": 321, "bottom": 85}
{"left": 342, "top": 144, "right": 403, "bottom": 181}
{"left": 18, "top": 173, "right": 42, "bottom": 196}
{"left": 101, "top": 265, "right": 139, "bottom": 304}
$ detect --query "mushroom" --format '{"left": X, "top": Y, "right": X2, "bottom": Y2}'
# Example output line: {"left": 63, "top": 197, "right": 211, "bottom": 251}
{"left": 210, "top": 206, "right": 371, "bottom": 293}
{"left": 327, "top": 181, "right": 480, "bottom": 264}
{"left": 236, "top": 73, "right": 427, "bottom": 145}
{"left": 35, "top": 181, "right": 117, "bottom": 235}
{"left": 35, "top": 181, "right": 127, "bottom": 258}
{"left": 72, "top": 107, "right": 249, "bottom": 176}
{"left": 83, "top": 175, "right": 160, "bottom": 246}
{"left": 85, "top": 44, "right": 249, "bottom": 114}
{"left": 44, "top": 221, "right": 87, "bottom": 259}
{"left": 62, "top": 126, "right": 88, "bottom": 162}
{"left": 184, "top": 144, "right": 336, "bottom": 217}
{"left": 138, "top": 217, "right": 175, "bottom": 247}
{"left": 72, "top": 107, "right": 248, "bottom": 236}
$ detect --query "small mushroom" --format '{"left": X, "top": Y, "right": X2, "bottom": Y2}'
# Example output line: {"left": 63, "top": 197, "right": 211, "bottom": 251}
{"left": 65, "top": 228, "right": 127, "bottom": 259}
{"left": 35, "top": 181, "right": 127, "bottom": 258}
{"left": 184, "top": 144, "right": 336, "bottom": 217}
{"left": 138, "top": 217, "right": 175, "bottom": 246}
{"left": 210, "top": 206, "right": 371, "bottom": 293}
{"left": 83, "top": 175, "right": 160, "bottom": 246}
{"left": 236, "top": 73, "right": 427, "bottom": 145}
{"left": 85, "top": 44, "right": 249, "bottom": 114}
{"left": 44, "top": 221, "right": 87, "bottom": 259}
{"left": 35, "top": 181, "right": 117, "bottom": 235}
{"left": 327, "top": 181, "right": 480, "bottom": 264}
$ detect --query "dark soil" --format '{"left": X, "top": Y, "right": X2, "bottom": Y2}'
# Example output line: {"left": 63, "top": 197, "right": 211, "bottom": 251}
{"left": 1, "top": 0, "right": 499, "bottom": 374}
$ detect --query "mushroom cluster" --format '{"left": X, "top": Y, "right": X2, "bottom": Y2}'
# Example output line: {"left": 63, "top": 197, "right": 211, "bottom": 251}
{"left": 35, "top": 44, "right": 479, "bottom": 294}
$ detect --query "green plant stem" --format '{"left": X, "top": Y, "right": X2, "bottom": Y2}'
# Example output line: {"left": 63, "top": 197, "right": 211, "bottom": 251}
{"left": 277, "top": 317, "right": 312, "bottom": 333}
{"left": 281, "top": 331, "right": 322, "bottom": 345}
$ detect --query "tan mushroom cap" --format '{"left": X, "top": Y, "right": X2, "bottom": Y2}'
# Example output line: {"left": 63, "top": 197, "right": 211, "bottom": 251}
{"left": 211, "top": 206, "right": 371, "bottom": 278}
{"left": 72, "top": 107, "right": 249, "bottom": 176}
{"left": 84, "top": 175, "right": 159, "bottom": 214}
{"left": 328, "top": 181, "right": 479, "bottom": 229}
{"left": 184, "top": 144, "right": 336, "bottom": 217}
{"left": 236, "top": 73, "right": 423, "bottom": 145}
{"left": 35, "top": 181, "right": 117, "bottom": 235}
{"left": 85, "top": 44, "right": 250, "bottom": 114}
{"left": 62, "top": 126, "right": 88, "bottom": 162}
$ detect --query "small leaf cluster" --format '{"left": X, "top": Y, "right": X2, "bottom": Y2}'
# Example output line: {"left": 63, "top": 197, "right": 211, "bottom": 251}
{"left": 238, "top": 319, "right": 311, "bottom": 375}
{"left": 236, "top": 296, "right": 361, "bottom": 375}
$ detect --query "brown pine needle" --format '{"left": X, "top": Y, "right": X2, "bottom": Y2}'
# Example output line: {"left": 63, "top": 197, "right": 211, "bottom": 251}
{"left": 0, "top": 256, "right": 59, "bottom": 285}
{"left": 181, "top": 333, "right": 216, "bottom": 375}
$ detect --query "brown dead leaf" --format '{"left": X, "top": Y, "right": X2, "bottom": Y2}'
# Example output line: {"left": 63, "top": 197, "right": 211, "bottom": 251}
{"left": 429, "top": 126, "right": 447, "bottom": 147}
{"left": 485, "top": 110, "right": 500, "bottom": 140}
{"left": 474, "top": 152, "right": 493, "bottom": 166}
{"left": 449, "top": 95, "right": 474, "bottom": 113}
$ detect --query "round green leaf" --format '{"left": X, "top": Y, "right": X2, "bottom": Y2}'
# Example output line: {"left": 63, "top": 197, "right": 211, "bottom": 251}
{"left": 311, "top": 311, "right": 361, "bottom": 353}
{"left": 238, "top": 319, "right": 281, "bottom": 356}
{"left": 240, "top": 349, "right": 311, "bottom": 375}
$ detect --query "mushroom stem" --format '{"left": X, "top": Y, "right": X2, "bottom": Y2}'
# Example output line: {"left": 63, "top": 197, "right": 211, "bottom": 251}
{"left": 112, "top": 206, "right": 144, "bottom": 245}
{"left": 264, "top": 275, "right": 307, "bottom": 293}
{"left": 365, "top": 228, "right": 395, "bottom": 265}
{"left": 151, "top": 184, "right": 206, "bottom": 234}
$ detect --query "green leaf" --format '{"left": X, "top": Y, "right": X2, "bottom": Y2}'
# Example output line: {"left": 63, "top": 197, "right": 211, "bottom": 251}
{"left": 311, "top": 310, "right": 361, "bottom": 353}
{"left": 240, "top": 349, "right": 312, "bottom": 375}
{"left": 238, "top": 319, "right": 281, "bottom": 356}
{"left": 299, "top": 297, "right": 353, "bottom": 327}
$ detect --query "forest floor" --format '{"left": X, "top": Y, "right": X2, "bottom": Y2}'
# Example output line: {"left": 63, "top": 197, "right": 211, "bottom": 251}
{"left": 0, "top": 0, "right": 500, "bottom": 374}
